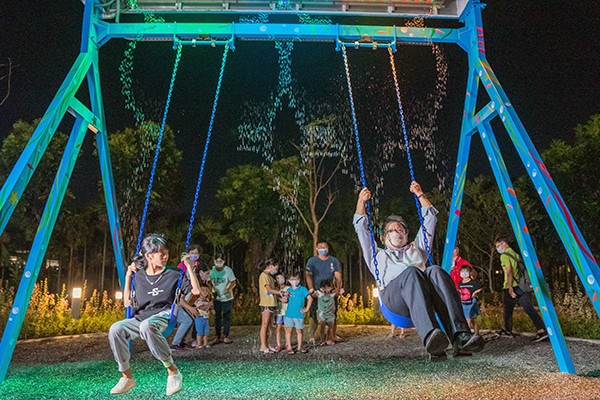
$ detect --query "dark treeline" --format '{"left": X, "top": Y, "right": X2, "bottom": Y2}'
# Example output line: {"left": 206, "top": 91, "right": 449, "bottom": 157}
{"left": 1, "top": 115, "right": 599, "bottom": 300}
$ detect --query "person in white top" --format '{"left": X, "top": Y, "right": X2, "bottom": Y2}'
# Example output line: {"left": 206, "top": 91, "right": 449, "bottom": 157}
{"left": 353, "top": 182, "right": 485, "bottom": 362}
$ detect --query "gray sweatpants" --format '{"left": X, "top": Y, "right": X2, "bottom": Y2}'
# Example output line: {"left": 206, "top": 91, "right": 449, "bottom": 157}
{"left": 108, "top": 311, "right": 174, "bottom": 372}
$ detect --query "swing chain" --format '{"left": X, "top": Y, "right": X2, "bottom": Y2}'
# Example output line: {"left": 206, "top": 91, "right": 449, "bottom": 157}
{"left": 341, "top": 44, "right": 382, "bottom": 288}
{"left": 388, "top": 47, "right": 434, "bottom": 266}
{"left": 185, "top": 44, "right": 230, "bottom": 249}
{"left": 135, "top": 43, "right": 183, "bottom": 254}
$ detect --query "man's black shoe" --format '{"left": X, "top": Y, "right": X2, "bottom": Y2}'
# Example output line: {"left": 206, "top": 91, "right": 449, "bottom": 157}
{"left": 531, "top": 330, "right": 549, "bottom": 342}
{"left": 454, "top": 332, "right": 485, "bottom": 354}
{"left": 425, "top": 328, "right": 449, "bottom": 362}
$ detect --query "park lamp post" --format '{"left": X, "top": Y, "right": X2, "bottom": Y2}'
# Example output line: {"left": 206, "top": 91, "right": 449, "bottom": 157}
{"left": 372, "top": 287, "right": 381, "bottom": 319}
{"left": 115, "top": 291, "right": 123, "bottom": 301}
{"left": 71, "top": 287, "right": 82, "bottom": 320}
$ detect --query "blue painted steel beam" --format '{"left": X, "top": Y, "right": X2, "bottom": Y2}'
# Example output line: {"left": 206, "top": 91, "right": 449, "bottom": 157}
{"left": 0, "top": 53, "right": 92, "bottom": 239}
{"left": 68, "top": 98, "right": 101, "bottom": 133}
{"left": 475, "top": 56, "right": 600, "bottom": 320}
{"left": 440, "top": 2, "right": 482, "bottom": 271}
{"left": 99, "top": 22, "right": 463, "bottom": 47}
{"left": 86, "top": 4, "right": 128, "bottom": 290}
{"left": 0, "top": 117, "right": 89, "bottom": 382}
{"left": 441, "top": 66, "right": 478, "bottom": 272}
{"left": 478, "top": 120, "right": 575, "bottom": 374}
{"left": 89, "top": 59, "right": 127, "bottom": 287}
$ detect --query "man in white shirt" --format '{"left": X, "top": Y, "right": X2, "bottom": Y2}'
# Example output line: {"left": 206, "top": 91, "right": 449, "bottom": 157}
{"left": 353, "top": 182, "right": 484, "bottom": 361}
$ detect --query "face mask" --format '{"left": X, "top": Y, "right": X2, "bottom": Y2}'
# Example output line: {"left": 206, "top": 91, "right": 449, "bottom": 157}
{"left": 277, "top": 278, "right": 285, "bottom": 284}
{"left": 270, "top": 269, "right": 278, "bottom": 275}
{"left": 189, "top": 254, "right": 199, "bottom": 262}
{"left": 215, "top": 262, "right": 224, "bottom": 268}
{"left": 460, "top": 271, "right": 470, "bottom": 278}
{"left": 318, "top": 249, "right": 328, "bottom": 256}
{"left": 496, "top": 247, "right": 504, "bottom": 254}
{"left": 385, "top": 232, "right": 406, "bottom": 249}
{"left": 290, "top": 279, "right": 300, "bottom": 287}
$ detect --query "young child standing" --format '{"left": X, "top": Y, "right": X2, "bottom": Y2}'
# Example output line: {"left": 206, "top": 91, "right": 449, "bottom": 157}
{"left": 194, "top": 284, "right": 214, "bottom": 349}
{"left": 284, "top": 273, "right": 313, "bottom": 354}
{"left": 317, "top": 280, "right": 337, "bottom": 346}
{"left": 275, "top": 274, "right": 289, "bottom": 352}
{"left": 258, "top": 259, "right": 281, "bottom": 353}
{"left": 459, "top": 266, "right": 483, "bottom": 335}
{"left": 388, "top": 325, "right": 406, "bottom": 339}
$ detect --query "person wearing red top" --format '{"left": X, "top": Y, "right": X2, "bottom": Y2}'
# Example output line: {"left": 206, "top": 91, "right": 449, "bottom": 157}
{"left": 450, "top": 247, "right": 472, "bottom": 291}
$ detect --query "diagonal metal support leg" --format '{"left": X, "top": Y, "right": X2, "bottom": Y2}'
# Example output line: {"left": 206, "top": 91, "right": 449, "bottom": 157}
{"left": 476, "top": 57, "right": 600, "bottom": 319}
{"left": 441, "top": 67, "right": 479, "bottom": 271}
{"left": 0, "top": 53, "right": 91, "bottom": 238}
{"left": 479, "top": 121, "right": 575, "bottom": 374}
{"left": 87, "top": 56, "right": 127, "bottom": 289}
{"left": 0, "top": 117, "right": 89, "bottom": 382}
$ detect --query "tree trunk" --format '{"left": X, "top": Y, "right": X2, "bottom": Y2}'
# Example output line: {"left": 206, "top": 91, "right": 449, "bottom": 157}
{"left": 358, "top": 251, "right": 364, "bottom": 298}
{"left": 68, "top": 239, "right": 74, "bottom": 291}
{"left": 100, "top": 229, "right": 107, "bottom": 296}
{"left": 111, "top": 258, "right": 116, "bottom": 294}
{"left": 349, "top": 252, "right": 353, "bottom": 294}
{"left": 488, "top": 250, "right": 495, "bottom": 293}
{"left": 56, "top": 259, "right": 62, "bottom": 293}
{"left": 82, "top": 241, "right": 87, "bottom": 285}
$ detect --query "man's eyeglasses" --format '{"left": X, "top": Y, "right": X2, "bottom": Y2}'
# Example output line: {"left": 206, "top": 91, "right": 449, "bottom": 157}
{"left": 385, "top": 227, "right": 406, "bottom": 235}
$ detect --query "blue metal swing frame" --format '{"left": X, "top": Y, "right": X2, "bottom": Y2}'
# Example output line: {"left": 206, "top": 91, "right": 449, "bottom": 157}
{"left": 0, "top": 0, "right": 599, "bottom": 380}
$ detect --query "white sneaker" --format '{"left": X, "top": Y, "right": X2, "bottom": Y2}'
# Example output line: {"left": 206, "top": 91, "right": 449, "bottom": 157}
{"left": 166, "top": 371, "right": 182, "bottom": 396}
{"left": 110, "top": 377, "right": 136, "bottom": 394}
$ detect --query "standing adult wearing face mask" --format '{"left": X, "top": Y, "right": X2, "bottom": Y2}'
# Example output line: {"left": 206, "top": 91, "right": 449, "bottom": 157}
{"left": 494, "top": 238, "right": 548, "bottom": 342}
{"left": 305, "top": 242, "right": 342, "bottom": 345}
{"left": 354, "top": 181, "right": 485, "bottom": 362}
{"left": 209, "top": 253, "right": 237, "bottom": 345}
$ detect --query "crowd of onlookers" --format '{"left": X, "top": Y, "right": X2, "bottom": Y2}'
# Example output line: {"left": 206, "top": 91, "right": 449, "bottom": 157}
{"left": 167, "top": 241, "right": 344, "bottom": 354}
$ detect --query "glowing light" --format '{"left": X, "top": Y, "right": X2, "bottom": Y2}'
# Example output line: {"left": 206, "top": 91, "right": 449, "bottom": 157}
{"left": 72, "top": 288, "right": 82, "bottom": 299}
{"left": 115, "top": 291, "right": 123, "bottom": 300}
{"left": 373, "top": 288, "right": 379, "bottom": 298}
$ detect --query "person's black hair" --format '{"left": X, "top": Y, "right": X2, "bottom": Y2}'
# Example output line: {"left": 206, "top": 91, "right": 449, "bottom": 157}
{"left": 316, "top": 241, "right": 330, "bottom": 248}
{"left": 132, "top": 233, "right": 168, "bottom": 270}
{"left": 496, "top": 238, "right": 509, "bottom": 246}
{"left": 460, "top": 265, "right": 472, "bottom": 271}
{"left": 289, "top": 272, "right": 301, "bottom": 280}
{"left": 320, "top": 279, "right": 333, "bottom": 289}
{"left": 379, "top": 215, "right": 409, "bottom": 239}
{"left": 215, "top": 253, "right": 224, "bottom": 260}
{"left": 257, "top": 258, "right": 279, "bottom": 271}
{"left": 186, "top": 244, "right": 202, "bottom": 254}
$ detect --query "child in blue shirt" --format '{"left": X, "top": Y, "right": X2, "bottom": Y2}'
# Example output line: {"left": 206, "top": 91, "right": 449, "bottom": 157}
{"left": 284, "top": 273, "right": 313, "bottom": 354}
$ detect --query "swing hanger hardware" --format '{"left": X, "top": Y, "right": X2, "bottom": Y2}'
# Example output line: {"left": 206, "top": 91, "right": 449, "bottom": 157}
{"left": 173, "top": 34, "right": 234, "bottom": 48}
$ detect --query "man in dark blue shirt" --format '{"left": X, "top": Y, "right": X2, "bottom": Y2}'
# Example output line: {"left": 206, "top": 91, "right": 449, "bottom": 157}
{"left": 305, "top": 242, "right": 342, "bottom": 344}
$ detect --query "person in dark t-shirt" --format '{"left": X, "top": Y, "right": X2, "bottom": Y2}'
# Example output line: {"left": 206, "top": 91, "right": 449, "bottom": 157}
{"left": 458, "top": 266, "right": 483, "bottom": 335}
{"left": 108, "top": 234, "right": 200, "bottom": 396}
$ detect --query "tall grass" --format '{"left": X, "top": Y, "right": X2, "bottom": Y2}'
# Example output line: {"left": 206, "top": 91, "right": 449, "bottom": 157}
{"left": 0, "top": 279, "right": 123, "bottom": 340}
{"left": 1, "top": 280, "right": 598, "bottom": 340}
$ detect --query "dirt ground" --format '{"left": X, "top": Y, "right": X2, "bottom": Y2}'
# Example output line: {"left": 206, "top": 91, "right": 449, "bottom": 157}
{"left": 7, "top": 325, "right": 600, "bottom": 399}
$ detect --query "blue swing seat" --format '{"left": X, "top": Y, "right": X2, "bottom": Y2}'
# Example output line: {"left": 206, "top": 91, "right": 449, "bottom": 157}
{"left": 379, "top": 296, "right": 414, "bottom": 329}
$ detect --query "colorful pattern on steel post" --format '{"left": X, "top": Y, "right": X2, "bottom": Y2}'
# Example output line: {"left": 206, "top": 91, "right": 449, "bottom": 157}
{"left": 478, "top": 120, "right": 575, "bottom": 374}
{"left": 0, "top": 118, "right": 89, "bottom": 382}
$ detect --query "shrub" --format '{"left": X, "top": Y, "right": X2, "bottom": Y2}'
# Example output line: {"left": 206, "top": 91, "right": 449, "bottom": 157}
{"left": 0, "top": 279, "right": 124, "bottom": 339}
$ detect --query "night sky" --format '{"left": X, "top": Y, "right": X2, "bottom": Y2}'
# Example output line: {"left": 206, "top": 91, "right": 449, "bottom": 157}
{"left": 2, "top": 1, "right": 599, "bottom": 218}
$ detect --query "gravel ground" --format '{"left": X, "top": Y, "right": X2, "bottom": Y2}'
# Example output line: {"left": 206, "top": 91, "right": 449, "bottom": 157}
{"left": 5, "top": 325, "right": 600, "bottom": 399}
